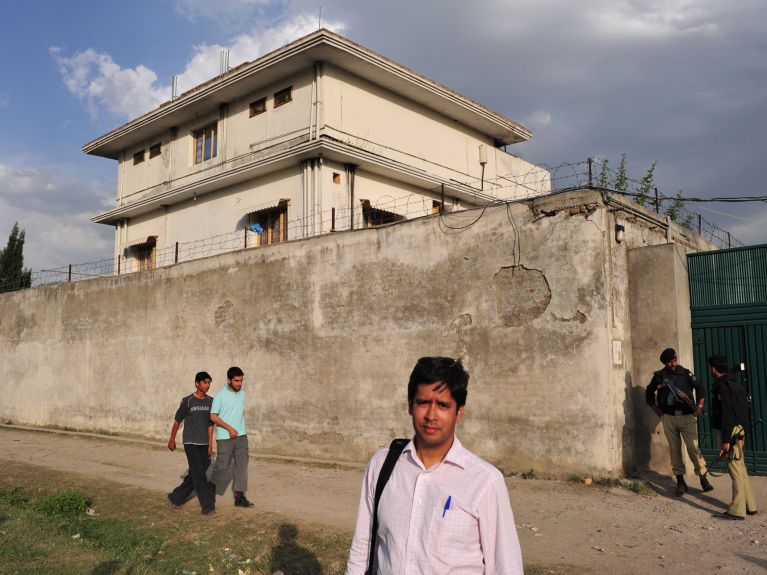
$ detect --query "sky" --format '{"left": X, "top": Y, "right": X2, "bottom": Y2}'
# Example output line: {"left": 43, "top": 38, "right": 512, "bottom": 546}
{"left": 1, "top": 0, "right": 766, "bottom": 270}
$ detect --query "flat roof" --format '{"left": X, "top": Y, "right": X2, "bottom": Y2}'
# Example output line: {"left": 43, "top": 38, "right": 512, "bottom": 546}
{"left": 83, "top": 29, "right": 531, "bottom": 159}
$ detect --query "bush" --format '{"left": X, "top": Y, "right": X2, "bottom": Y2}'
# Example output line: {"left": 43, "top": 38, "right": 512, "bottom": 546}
{"left": 32, "top": 490, "right": 89, "bottom": 517}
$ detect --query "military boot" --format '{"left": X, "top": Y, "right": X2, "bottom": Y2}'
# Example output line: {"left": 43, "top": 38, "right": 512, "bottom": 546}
{"left": 675, "top": 475, "right": 688, "bottom": 496}
{"left": 700, "top": 475, "right": 714, "bottom": 492}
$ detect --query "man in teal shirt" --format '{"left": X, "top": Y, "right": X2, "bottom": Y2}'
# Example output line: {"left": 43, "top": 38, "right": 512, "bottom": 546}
{"left": 210, "top": 366, "right": 254, "bottom": 508}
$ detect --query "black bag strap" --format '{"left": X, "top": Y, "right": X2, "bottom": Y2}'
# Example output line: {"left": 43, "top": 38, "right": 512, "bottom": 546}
{"left": 366, "top": 438, "right": 409, "bottom": 575}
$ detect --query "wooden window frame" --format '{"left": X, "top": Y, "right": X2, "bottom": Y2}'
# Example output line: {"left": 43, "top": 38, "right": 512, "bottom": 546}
{"left": 361, "top": 200, "right": 405, "bottom": 228}
{"left": 273, "top": 86, "right": 293, "bottom": 108}
{"left": 193, "top": 123, "right": 218, "bottom": 164}
{"left": 248, "top": 202, "right": 288, "bottom": 246}
{"left": 149, "top": 143, "right": 162, "bottom": 158}
{"left": 131, "top": 237, "right": 157, "bottom": 271}
{"left": 249, "top": 97, "right": 266, "bottom": 117}
{"left": 133, "top": 150, "right": 145, "bottom": 165}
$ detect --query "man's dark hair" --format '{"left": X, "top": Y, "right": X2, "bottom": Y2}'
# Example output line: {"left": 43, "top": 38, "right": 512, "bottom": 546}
{"left": 227, "top": 366, "right": 244, "bottom": 379}
{"left": 707, "top": 355, "right": 728, "bottom": 375}
{"left": 407, "top": 357, "right": 469, "bottom": 409}
{"left": 195, "top": 371, "right": 212, "bottom": 382}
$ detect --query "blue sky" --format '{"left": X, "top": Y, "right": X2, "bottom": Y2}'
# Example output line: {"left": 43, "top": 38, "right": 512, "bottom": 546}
{"left": 2, "top": 0, "right": 767, "bottom": 270}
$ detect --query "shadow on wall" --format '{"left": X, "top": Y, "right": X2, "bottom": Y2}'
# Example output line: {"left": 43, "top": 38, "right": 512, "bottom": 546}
{"left": 623, "top": 370, "right": 659, "bottom": 474}
{"left": 621, "top": 371, "right": 636, "bottom": 474}
{"left": 634, "top": 383, "right": 658, "bottom": 472}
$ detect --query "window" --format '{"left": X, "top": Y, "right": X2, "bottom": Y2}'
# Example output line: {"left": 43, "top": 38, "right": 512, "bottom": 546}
{"left": 249, "top": 97, "right": 266, "bottom": 117}
{"left": 133, "top": 150, "right": 145, "bottom": 165}
{"left": 248, "top": 202, "right": 288, "bottom": 246}
{"left": 274, "top": 86, "right": 292, "bottom": 108}
{"left": 131, "top": 236, "right": 157, "bottom": 271}
{"left": 193, "top": 123, "right": 217, "bottom": 164}
{"left": 332, "top": 172, "right": 341, "bottom": 184}
{"left": 432, "top": 200, "right": 441, "bottom": 214}
{"left": 361, "top": 200, "right": 405, "bottom": 228}
{"left": 149, "top": 143, "right": 162, "bottom": 158}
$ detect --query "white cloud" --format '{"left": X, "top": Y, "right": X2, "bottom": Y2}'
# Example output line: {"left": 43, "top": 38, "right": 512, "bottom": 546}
{"left": 51, "top": 13, "right": 345, "bottom": 120}
{"left": 175, "top": 14, "right": 346, "bottom": 93}
{"left": 526, "top": 110, "right": 552, "bottom": 128}
{"left": 50, "top": 46, "right": 168, "bottom": 120}
{"left": 0, "top": 163, "right": 114, "bottom": 270}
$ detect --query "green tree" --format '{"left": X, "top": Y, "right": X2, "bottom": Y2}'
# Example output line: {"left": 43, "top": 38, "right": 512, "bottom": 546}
{"left": 615, "top": 153, "right": 628, "bottom": 193}
{"left": 0, "top": 222, "right": 32, "bottom": 293}
{"left": 635, "top": 161, "right": 657, "bottom": 207}
{"left": 597, "top": 158, "right": 610, "bottom": 188}
{"left": 664, "top": 190, "right": 695, "bottom": 230}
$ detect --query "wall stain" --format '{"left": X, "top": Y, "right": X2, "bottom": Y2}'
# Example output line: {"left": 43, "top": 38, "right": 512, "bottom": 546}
{"left": 215, "top": 300, "right": 234, "bottom": 328}
{"left": 492, "top": 266, "right": 551, "bottom": 327}
{"left": 551, "top": 310, "right": 588, "bottom": 323}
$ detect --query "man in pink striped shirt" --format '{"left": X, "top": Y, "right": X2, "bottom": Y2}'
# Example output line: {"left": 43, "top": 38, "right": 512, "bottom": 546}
{"left": 346, "top": 357, "right": 524, "bottom": 574}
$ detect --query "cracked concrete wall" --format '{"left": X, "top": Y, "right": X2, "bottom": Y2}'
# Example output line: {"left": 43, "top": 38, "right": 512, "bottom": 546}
{"left": 0, "top": 190, "right": 713, "bottom": 475}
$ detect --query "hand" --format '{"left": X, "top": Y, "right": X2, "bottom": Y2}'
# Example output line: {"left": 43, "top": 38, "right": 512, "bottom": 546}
{"left": 694, "top": 406, "right": 703, "bottom": 417}
{"left": 228, "top": 428, "right": 239, "bottom": 439}
{"left": 208, "top": 444, "right": 213, "bottom": 457}
{"left": 167, "top": 439, "right": 176, "bottom": 451}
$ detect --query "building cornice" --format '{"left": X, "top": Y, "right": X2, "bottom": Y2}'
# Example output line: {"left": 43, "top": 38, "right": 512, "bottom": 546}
{"left": 91, "top": 136, "right": 497, "bottom": 225}
{"left": 83, "top": 30, "right": 530, "bottom": 159}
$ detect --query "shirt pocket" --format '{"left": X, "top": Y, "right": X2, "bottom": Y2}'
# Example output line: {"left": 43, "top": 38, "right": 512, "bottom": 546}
{"left": 431, "top": 495, "right": 479, "bottom": 548}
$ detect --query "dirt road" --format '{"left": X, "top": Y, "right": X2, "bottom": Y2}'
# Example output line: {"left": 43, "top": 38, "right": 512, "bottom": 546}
{"left": 2, "top": 425, "right": 765, "bottom": 574}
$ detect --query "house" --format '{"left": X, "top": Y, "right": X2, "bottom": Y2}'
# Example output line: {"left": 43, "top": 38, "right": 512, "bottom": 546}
{"left": 84, "top": 29, "right": 550, "bottom": 271}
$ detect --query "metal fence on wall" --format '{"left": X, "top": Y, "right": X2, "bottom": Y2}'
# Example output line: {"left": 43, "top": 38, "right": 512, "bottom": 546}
{"left": 0, "top": 159, "right": 743, "bottom": 294}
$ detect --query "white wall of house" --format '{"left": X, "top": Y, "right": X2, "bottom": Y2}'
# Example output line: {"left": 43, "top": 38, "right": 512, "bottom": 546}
{"left": 95, "top": 33, "right": 549, "bottom": 270}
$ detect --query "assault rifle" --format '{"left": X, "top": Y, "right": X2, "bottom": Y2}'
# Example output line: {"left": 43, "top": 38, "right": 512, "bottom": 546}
{"left": 662, "top": 377, "right": 699, "bottom": 412}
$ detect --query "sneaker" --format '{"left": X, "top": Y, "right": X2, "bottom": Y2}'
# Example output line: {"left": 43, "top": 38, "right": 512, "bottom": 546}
{"left": 234, "top": 494, "right": 254, "bottom": 508}
{"left": 201, "top": 509, "right": 219, "bottom": 519}
{"left": 167, "top": 493, "right": 181, "bottom": 512}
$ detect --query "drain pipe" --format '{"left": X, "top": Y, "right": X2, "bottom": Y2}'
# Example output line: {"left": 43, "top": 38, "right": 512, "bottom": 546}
{"left": 346, "top": 163, "right": 357, "bottom": 230}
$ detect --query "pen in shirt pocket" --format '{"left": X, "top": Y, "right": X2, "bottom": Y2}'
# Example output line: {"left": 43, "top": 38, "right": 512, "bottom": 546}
{"left": 442, "top": 495, "right": 452, "bottom": 517}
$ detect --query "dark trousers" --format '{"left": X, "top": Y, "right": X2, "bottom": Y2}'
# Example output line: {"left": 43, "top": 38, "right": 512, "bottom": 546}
{"left": 169, "top": 444, "right": 215, "bottom": 513}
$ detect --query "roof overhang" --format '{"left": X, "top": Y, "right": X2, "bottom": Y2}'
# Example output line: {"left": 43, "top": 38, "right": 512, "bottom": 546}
{"left": 92, "top": 137, "right": 499, "bottom": 225}
{"left": 83, "top": 29, "right": 531, "bottom": 160}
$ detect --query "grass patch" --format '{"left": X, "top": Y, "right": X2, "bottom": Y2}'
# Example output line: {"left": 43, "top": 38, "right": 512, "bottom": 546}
{"left": 0, "top": 486, "right": 29, "bottom": 507}
{"left": 32, "top": 489, "right": 89, "bottom": 517}
{"left": 0, "top": 460, "right": 350, "bottom": 575}
{"left": 521, "top": 468, "right": 537, "bottom": 479}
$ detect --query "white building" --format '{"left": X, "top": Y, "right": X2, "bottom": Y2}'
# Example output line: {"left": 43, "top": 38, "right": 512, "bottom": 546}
{"left": 85, "top": 29, "right": 550, "bottom": 271}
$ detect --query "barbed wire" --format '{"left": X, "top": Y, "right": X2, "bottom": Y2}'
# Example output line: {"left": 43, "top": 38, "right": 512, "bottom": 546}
{"left": 0, "top": 158, "right": 746, "bottom": 294}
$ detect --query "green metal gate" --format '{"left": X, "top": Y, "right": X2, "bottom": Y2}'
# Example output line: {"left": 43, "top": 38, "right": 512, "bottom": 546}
{"left": 688, "top": 245, "right": 767, "bottom": 476}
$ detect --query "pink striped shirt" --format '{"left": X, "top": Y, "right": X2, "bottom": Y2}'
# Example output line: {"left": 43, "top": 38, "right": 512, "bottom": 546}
{"left": 346, "top": 437, "right": 524, "bottom": 574}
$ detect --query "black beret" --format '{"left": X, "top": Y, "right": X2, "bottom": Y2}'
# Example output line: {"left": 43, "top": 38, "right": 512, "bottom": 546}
{"left": 660, "top": 348, "right": 677, "bottom": 364}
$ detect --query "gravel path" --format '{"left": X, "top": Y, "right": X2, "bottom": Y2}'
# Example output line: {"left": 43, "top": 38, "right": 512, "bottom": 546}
{"left": 2, "top": 425, "right": 765, "bottom": 574}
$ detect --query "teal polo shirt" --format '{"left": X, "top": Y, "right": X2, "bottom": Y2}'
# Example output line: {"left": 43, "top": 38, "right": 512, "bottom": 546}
{"left": 211, "top": 383, "right": 247, "bottom": 441}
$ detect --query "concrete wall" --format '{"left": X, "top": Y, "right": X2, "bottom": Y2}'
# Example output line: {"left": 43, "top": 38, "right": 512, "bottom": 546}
{"left": 628, "top": 242, "right": 697, "bottom": 473}
{"left": 0, "top": 190, "right": 715, "bottom": 475}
